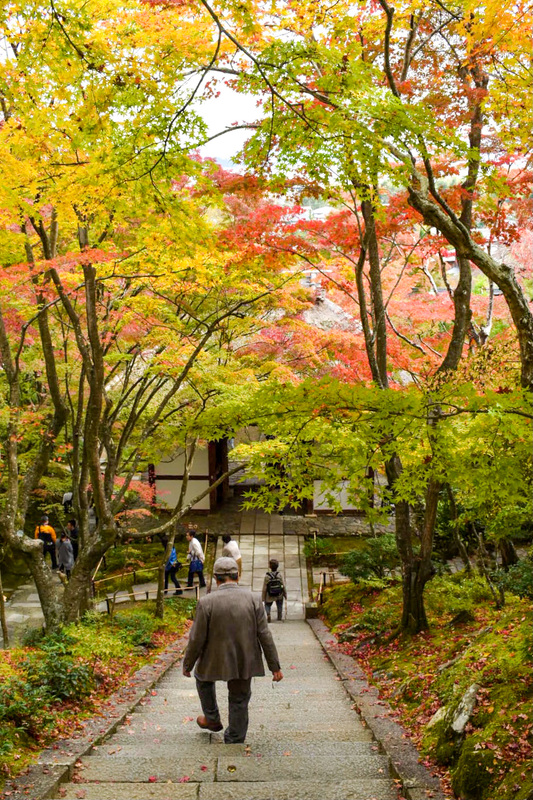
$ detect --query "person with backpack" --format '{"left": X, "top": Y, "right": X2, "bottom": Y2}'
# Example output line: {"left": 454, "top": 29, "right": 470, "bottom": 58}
{"left": 164, "top": 546, "right": 183, "bottom": 595}
{"left": 262, "top": 558, "right": 287, "bottom": 622}
{"left": 34, "top": 514, "right": 58, "bottom": 570}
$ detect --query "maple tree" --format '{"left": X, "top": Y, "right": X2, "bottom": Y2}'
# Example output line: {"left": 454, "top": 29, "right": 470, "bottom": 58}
{"left": 0, "top": 1, "right": 301, "bottom": 628}
{"left": 186, "top": 0, "right": 532, "bottom": 383}
{"left": 174, "top": 0, "right": 532, "bottom": 631}
{"left": 0, "top": 0, "right": 530, "bottom": 635}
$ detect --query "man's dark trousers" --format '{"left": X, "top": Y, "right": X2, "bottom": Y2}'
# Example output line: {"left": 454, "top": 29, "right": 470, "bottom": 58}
{"left": 196, "top": 677, "right": 252, "bottom": 743}
{"left": 44, "top": 541, "right": 57, "bottom": 569}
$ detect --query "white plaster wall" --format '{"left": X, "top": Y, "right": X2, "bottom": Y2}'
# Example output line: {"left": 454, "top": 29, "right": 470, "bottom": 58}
{"left": 156, "top": 478, "right": 211, "bottom": 510}
{"left": 313, "top": 480, "right": 359, "bottom": 512}
{"left": 154, "top": 446, "right": 210, "bottom": 510}
{"left": 156, "top": 447, "right": 209, "bottom": 475}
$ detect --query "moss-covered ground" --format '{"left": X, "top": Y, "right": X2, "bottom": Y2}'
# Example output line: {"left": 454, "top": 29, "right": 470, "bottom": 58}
{"left": 320, "top": 574, "right": 532, "bottom": 800}
{"left": 0, "top": 600, "right": 194, "bottom": 789}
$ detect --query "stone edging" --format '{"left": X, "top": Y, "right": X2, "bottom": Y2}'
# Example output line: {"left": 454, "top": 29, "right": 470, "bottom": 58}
{"left": 2, "top": 633, "right": 189, "bottom": 800}
{"left": 307, "top": 618, "right": 449, "bottom": 800}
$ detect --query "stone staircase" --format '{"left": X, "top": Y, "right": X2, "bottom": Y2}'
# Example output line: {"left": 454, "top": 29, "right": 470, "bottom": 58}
{"left": 54, "top": 621, "right": 398, "bottom": 799}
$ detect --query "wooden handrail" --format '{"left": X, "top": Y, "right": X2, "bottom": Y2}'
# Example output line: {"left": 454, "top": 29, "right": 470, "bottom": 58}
{"left": 103, "top": 583, "right": 200, "bottom": 613}
{"left": 92, "top": 556, "right": 104, "bottom": 582}
{"left": 317, "top": 571, "right": 325, "bottom": 604}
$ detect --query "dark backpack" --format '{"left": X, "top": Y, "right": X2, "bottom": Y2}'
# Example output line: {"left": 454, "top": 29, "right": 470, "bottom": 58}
{"left": 266, "top": 571, "right": 283, "bottom": 597}
{"left": 38, "top": 527, "right": 54, "bottom": 545}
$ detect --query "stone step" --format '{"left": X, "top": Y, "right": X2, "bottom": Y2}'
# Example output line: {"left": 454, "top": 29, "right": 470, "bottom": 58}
{"left": 60, "top": 779, "right": 397, "bottom": 800}
{"left": 130, "top": 711, "right": 359, "bottom": 728}
{"left": 148, "top": 686, "right": 347, "bottom": 698}
{"left": 89, "top": 740, "right": 379, "bottom": 760}
{"left": 157, "top": 672, "right": 340, "bottom": 685}
{"left": 137, "top": 696, "right": 356, "bottom": 712}
{"left": 51, "top": 616, "right": 398, "bottom": 800}
{"left": 110, "top": 728, "right": 373, "bottom": 745}
{"left": 75, "top": 753, "right": 390, "bottom": 784}
{"left": 134, "top": 690, "right": 356, "bottom": 707}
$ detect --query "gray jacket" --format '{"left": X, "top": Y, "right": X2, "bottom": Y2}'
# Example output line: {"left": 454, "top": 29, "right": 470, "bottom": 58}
{"left": 56, "top": 538, "right": 74, "bottom": 571}
{"left": 262, "top": 570, "right": 287, "bottom": 603}
{"left": 183, "top": 582, "right": 281, "bottom": 681}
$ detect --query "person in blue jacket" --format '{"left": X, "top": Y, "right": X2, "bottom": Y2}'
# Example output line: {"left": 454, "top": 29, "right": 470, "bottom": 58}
{"left": 165, "top": 546, "right": 183, "bottom": 595}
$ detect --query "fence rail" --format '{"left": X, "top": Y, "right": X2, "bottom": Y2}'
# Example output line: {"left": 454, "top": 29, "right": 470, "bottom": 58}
{"left": 91, "top": 529, "right": 211, "bottom": 597}
{"left": 103, "top": 583, "right": 200, "bottom": 614}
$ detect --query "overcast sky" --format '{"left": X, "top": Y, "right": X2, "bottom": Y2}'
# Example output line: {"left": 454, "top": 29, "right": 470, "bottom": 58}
{"left": 197, "top": 83, "right": 260, "bottom": 164}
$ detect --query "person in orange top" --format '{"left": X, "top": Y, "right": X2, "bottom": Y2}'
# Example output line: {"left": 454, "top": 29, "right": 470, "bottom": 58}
{"left": 34, "top": 514, "right": 58, "bottom": 570}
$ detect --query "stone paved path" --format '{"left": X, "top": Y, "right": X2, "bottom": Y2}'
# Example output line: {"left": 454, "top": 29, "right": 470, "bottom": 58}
{"left": 1, "top": 512, "right": 308, "bottom": 644}
{"left": 53, "top": 621, "right": 397, "bottom": 800}
{"left": 215, "top": 514, "right": 309, "bottom": 620}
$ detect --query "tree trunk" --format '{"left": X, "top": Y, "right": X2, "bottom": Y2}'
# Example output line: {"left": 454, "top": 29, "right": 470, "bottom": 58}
{"left": 438, "top": 255, "right": 471, "bottom": 374}
{"left": 156, "top": 531, "right": 178, "bottom": 619}
{"left": 387, "top": 458, "right": 439, "bottom": 634}
{"left": 446, "top": 484, "right": 472, "bottom": 573}
{"left": 25, "top": 550, "right": 63, "bottom": 631}
{"left": 361, "top": 198, "right": 388, "bottom": 387}
{"left": 0, "top": 567, "right": 9, "bottom": 648}
{"left": 474, "top": 524, "right": 504, "bottom": 608}
{"left": 403, "top": 559, "right": 431, "bottom": 634}
{"left": 155, "top": 564, "right": 166, "bottom": 620}
{"left": 62, "top": 560, "right": 97, "bottom": 623}
{"left": 61, "top": 533, "right": 115, "bottom": 623}
{"left": 498, "top": 538, "right": 518, "bottom": 570}
{"left": 407, "top": 186, "right": 533, "bottom": 389}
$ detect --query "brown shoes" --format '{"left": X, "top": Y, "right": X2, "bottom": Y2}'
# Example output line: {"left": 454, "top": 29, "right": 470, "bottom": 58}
{"left": 196, "top": 715, "right": 223, "bottom": 732}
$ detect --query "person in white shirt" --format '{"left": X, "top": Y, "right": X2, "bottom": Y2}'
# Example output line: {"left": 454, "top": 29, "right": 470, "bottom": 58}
{"left": 221, "top": 534, "right": 242, "bottom": 577}
{"left": 186, "top": 530, "right": 206, "bottom": 588}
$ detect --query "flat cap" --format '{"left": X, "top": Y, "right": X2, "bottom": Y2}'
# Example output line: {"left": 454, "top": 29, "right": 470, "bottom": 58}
{"left": 213, "top": 556, "right": 239, "bottom": 576}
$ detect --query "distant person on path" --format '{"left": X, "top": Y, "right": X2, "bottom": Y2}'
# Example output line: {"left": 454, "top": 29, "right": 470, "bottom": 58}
{"left": 56, "top": 532, "right": 74, "bottom": 580}
{"left": 183, "top": 556, "right": 283, "bottom": 743}
{"left": 67, "top": 519, "right": 79, "bottom": 561}
{"left": 34, "top": 515, "right": 58, "bottom": 570}
{"left": 186, "top": 530, "right": 206, "bottom": 588}
{"left": 221, "top": 534, "right": 242, "bottom": 577}
{"left": 262, "top": 559, "right": 287, "bottom": 622}
{"left": 62, "top": 491, "right": 73, "bottom": 514}
{"left": 164, "top": 546, "right": 183, "bottom": 595}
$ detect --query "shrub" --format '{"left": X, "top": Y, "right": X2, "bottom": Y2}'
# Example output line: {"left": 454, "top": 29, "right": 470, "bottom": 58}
{"left": 356, "top": 606, "right": 394, "bottom": 634}
{"left": 425, "top": 573, "right": 493, "bottom": 619}
{"left": 340, "top": 533, "right": 399, "bottom": 583}
{"left": 22, "top": 653, "right": 95, "bottom": 701}
{"left": 303, "top": 536, "right": 335, "bottom": 561}
{"left": 0, "top": 677, "right": 55, "bottom": 734}
{"left": 112, "top": 609, "right": 157, "bottom": 647}
{"left": 20, "top": 626, "right": 45, "bottom": 648}
{"left": 494, "top": 557, "right": 533, "bottom": 600}
{"left": 16, "top": 630, "right": 95, "bottom": 702}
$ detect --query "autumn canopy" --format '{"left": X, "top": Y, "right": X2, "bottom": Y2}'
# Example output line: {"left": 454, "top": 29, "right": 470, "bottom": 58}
{"left": 0, "top": 0, "right": 531, "bottom": 635}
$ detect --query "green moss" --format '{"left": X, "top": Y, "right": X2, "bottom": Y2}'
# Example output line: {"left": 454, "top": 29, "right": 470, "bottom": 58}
{"left": 321, "top": 574, "right": 533, "bottom": 800}
{"left": 451, "top": 737, "right": 497, "bottom": 799}
{"left": 320, "top": 582, "right": 363, "bottom": 629}
{"left": 435, "top": 738, "right": 458, "bottom": 766}
{"left": 497, "top": 764, "right": 533, "bottom": 800}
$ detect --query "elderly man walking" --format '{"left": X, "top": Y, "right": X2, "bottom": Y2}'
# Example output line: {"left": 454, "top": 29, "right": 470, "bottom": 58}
{"left": 183, "top": 556, "right": 283, "bottom": 743}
